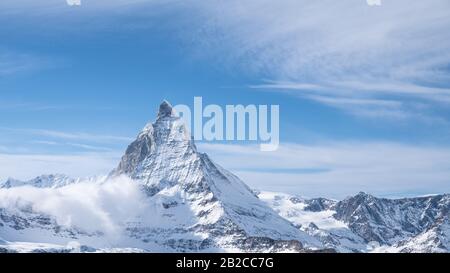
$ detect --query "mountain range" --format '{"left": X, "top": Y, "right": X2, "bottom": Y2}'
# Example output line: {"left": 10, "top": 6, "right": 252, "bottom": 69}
{"left": 0, "top": 101, "right": 448, "bottom": 253}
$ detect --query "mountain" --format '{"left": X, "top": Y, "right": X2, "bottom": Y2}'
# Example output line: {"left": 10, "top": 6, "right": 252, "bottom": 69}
{"left": 109, "top": 101, "right": 320, "bottom": 251}
{"left": 257, "top": 192, "right": 368, "bottom": 253}
{"left": 0, "top": 101, "right": 448, "bottom": 253}
{"left": 391, "top": 217, "right": 449, "bottom": 253}
{"left": 258, "top": 191, "right": 449, "bottom": 253}
{"left": 0, "top": 101, "right": 320, "bottom": 253}
{"left": 0, "top": 174, "right": 75, "bottom": 189}
{"left": 334, "top": 192, "right": 449, "bottom": 246}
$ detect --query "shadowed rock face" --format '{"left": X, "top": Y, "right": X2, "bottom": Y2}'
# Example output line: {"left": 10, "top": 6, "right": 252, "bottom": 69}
{"left": 304, "top": 198, "right": 336, "bottom": 212}
{"left": 258, "top": 191, "right": 449, "bottom": 253}
{"left": 157, "top": 100, "right": 175, "bottom": 119}
{"left": 333, "top": 192, "right": 450, "bottom": 246}
{"left": 113, "top": 133, "right": 154, "bottom": 177}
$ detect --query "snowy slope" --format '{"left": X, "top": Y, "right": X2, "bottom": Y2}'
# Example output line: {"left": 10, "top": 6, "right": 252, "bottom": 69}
{"left": 393, "top": 217, "right": 449, "bottom": 253}
{"left": 373, "top": 218, "right": 449, "bottom": 253}
{"left": 334, "top": 192, "right": 449, "bottom": 247}
{"left": 258, "top": 192, "right": 368, "bottom": 253}
{"left": 258, "top": 191, "right": 449, "bottom": 253}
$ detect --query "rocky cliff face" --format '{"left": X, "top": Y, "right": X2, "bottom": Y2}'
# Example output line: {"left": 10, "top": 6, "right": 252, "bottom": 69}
{"left": 334, "top": 192, "right": 449, "bottom": 246}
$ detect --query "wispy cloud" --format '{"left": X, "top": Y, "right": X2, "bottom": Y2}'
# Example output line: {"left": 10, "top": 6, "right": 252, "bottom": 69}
{"left": 251, "top": 80, "right": 450, "bottom": 121}
{"left": 251, "top": 81, "right": 450, "bottom": 102}
{"left": 31, "top": 129, "right": 133, "bottom": 142}
{"left": 31, "top": 140, "right": 114, "bottom": 152}
{"left": 31, "top": 140, "right": 60, "bottom": 145}
{"left": 0, "top": 51, "right": 42, "bottom": 76}
{"left": 169, "top": 0, "right": 450, "bottom": 119}
{"left": 66, "top": 142, "right": 113, "bottom": 152}
{"left": 0, "top": 127, "right": 133, "bottom": 143}
{"left": 5, "top": 1, "right": 450, "bottom": 116}
{"left": 5, "top": 141, "right": 449, "bottom": 199}
{"left": 0, "top": 102, "right": 71, "bottom": 111}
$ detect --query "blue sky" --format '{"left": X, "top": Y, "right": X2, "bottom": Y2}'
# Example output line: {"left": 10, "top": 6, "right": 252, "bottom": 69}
{"left": 1, "top": 0, "right": 450, "bottom": 198}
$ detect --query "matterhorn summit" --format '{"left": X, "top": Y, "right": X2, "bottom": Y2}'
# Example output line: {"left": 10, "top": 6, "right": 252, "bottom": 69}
{"left": 111, "top": 101, "right": 319, "bottom": 251}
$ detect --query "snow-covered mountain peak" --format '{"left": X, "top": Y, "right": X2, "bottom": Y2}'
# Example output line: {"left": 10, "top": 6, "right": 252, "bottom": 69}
{"left": 109, "top": 101, "right": 320, "bottom": 251}
{"left": 138, "top": 100, "right": 189, "bottom": 140}
{"left": 153, "top": 103, "right": 192, "bottom": 145}
{"left": 112, "top": 100, "right": 197, "bottom": 180}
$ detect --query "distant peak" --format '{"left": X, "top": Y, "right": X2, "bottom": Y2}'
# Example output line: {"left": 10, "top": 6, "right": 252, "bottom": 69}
{"left": 352, "top": 192, "right": 377, "bottom": 202}
{"left": 158, "top": 100, "right": 175, "bottom": 118}
{"left": 354, "top": 191, "right": 370, "bottom": 198}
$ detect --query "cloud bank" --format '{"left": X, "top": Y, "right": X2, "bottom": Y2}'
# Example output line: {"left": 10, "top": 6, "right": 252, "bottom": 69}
{"left": 0, "top": 176, "right": 148, "bottom": 239}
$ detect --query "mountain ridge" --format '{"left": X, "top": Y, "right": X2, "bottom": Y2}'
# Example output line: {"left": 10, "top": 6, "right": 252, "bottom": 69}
{"left": 258, "top": 191, "right": 449, "bottom": 252}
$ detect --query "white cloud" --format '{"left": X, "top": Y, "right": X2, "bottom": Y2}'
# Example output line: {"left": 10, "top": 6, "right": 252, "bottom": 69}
{"left": 31, "top": 140, "right": 60, "bottom": 145}
{"left": 3, "top": 1, "right": 450, "bottom": 89}
{"left": 66, "top": 143, "right": 114, "bottom": 151}
{"left": 31, "top": 129, "right": 134, "bottom": 142}
{"left": 250, "top": 80, "right": 450, "bottom": 121}
{"left": 251, "top": 80, "right": 450, "bottom": 103}
{"left": 0, "top": 127, "right": 133, "bottom": 143}
{"left": 4, "top": 1, "right": 450, "bottom": 117}
{"left": 29, "top": 140, "right": 114, "bottom": 152}
{"left": 31, "top": 140, "right": 115, "bottom": 151}
{"left": 0, "top": 176, "right": 148, "bottom": 239}
{"left": 198, "top": 142, "right": 450, "bottom": 199}
{"left": 174, "top": 0, "right": 450, "bottom": 119}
